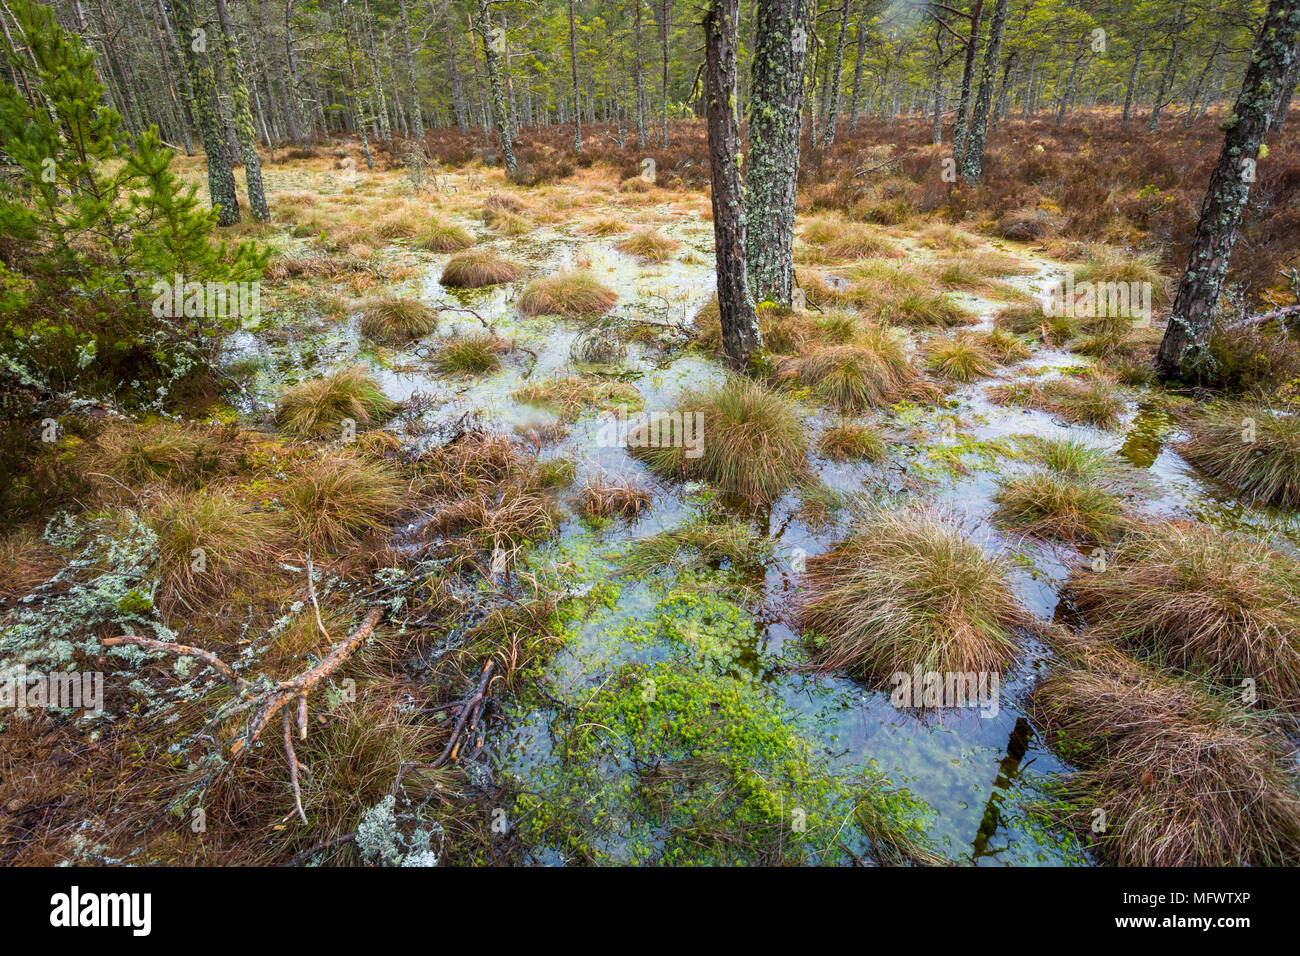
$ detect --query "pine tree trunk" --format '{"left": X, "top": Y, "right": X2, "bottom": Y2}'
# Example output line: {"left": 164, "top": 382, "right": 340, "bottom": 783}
{"left": 958, "top": 0, "right": 1006, "bottom": 184}
{"left": 848, "top": 5, "right": 869, "bottom": 133}
{"left": 746, "top": 0, "right": 809, "bottom": 308}
{"left": 475, "top": 0, "right": 516, "bottom": 169}
{"left": 1148, "top": 3, "right": 1187, "bottom": 132}
{"left": 172, "top": 0, "right": 240, "bottom": 225}
{"left": 952, "top": 0, "right": 984, "bottom": 162}
{"left": 341, "top": 3, "right": 374, "bottom": 169}
{"left": 1121, "top": 43, "right": 1143, "bottom": 123}
{"left": 704, "top": 0, "right": 759, "bottom": 368}
{"left": 214, "top": 0, "right": 268, "bottom": 221}
{"left": 1156, "top": 0, "right": 1300, "bottom": 379}
{"left": 634, "top": 0, "right": 649, "bottom": 146}
{"left": 568, "top": 0, "right": 582, "bottom": 152}
{"left": 398, "top": 0, "right": 424, "bottom": 141}
{"left": 818, "top": 0, "right": 851, "bottom": 148}
{"left": 660, "top": 0, "right": 672, "bottom": 146}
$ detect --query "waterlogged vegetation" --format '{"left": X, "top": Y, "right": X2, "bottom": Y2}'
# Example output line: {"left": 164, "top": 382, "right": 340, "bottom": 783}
{"left": 5, "top": 0, "right": 1300, "bottom": 873}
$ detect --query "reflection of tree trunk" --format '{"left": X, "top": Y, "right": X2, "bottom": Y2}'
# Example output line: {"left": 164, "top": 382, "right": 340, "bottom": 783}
{"left": 971, "top": 716, "right": 1033, "bottom": 862}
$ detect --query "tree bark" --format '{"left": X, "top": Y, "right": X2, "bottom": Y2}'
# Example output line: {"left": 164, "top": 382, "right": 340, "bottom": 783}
{"left": 568, "top": 0, "right": 582, "bottom": 152}
{"left": 958, "top": 0, "right": 1005, "bottom": 183}
{"left": 172, "top": 0, "right": 240, "bottom": 225}
{"left": 1156, "top": 0, "right": 1300, "bottom": 378}
{"left": 704, "top": 0, "right": 760, "bottom": 368}
{"left": 818, "top": 0, "right": 851, "bottom": 148}
{"left": 952, "top": 0, "right": 985, "bottom": 162}
{"left": 475, "top": 0, "right": 517, "bottom": 169}
{"left": 746, "top": 0, "right": 810, "bottom": 308}
{"left": 214, "top": 0, "right": 269, "bottom": 221}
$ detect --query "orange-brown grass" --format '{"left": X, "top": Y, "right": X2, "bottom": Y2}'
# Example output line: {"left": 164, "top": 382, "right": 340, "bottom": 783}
{"left": 1067, "top": 521, "right": 1300, "bottom": 712}
{"left": 1030, "top": 639, "right": 1300, "bottom": 866}
{"left": 800, "top": 509, "right": 1025, "bottom": 686}
{"left": 579, "top": 475, "right": 654, "bottom": 520}
{"left": 440, "top": 249, "right": 523, "bottom": 288}
{"left": 517, "top": 270, "right": 618, "bottom": 319}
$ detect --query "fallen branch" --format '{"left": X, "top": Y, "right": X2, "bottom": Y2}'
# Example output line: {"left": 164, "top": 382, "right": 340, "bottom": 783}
{"left": 1222, "top": 304, "right": 1300, "bottom": 333}
{"left": 102, "top": 634, "right": 246, "bottom": 688}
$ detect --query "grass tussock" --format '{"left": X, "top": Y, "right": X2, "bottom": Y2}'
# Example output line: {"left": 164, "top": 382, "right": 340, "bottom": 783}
{"left": 630, "top": 376, "right": 809, "bottom": 505}
{"left": 579, "top": 475, "right": 653, "bottom": 521}
{"left": 818, "top": 422, "right": 886, "bottom": 462}
{"left": 924, "top": 334, "right": 996, "bottom": 382}
{"left": 417, "top": 222, "right": 475, "bottom": 252}
{"left": 512, "top": 374, "right": 640, "bottom": 420}
{"left": 517, "top": 270, "right": 618, "bottom": 319}
{"left": 620, "top": 518, "right": 773, "bottom": 575}
{"left": 431, "top": 332, "right": 507, "bottom": 376}
{"left": 1030, "top": 641, "right": 1300, "bottom": 866}
{"left": 89, "top": 420, "right": 250, "bottom": 489}
{"left": 800, "top": 509, "right": 1025, "bottom": 684}
{"left": 988, "top": 377, "right": 1125, "bottom": 429}
{"left": 774, "top": 326, "right": 919, "bottom": 411}
{"left": 1023, "top": 436, "right": 1118, "bottom": 481}
{"left": 1068, "top": 521, "right": 1300, "bottom": 712}
{"left": 275, "top": 366, "right": 399, "bottom": 439}
{"left": 282, "top": 453, "right": 406, "bottom": 552}
{"left": 440, "top": 249, "right": 523, "bottom": 288}
{"left": 616, "top": 228, "right": 680, "bottom": 263}
{"left": 1179, "top": 402, "right": 1300, "bottom": 507}
{"left": 147, "top": 489, "right": 283, "bottom": 609}
{"left": 359, "top": 295, "right": 438, "bottom": 344}
{"left": 992, "top": 471, "right": 1130, "bottom": 544}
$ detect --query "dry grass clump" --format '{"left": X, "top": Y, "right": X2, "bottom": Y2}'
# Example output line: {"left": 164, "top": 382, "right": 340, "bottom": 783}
{"left": 440, "top": 249, "right": 523, "bottom": 288}
{"left": 820, "top": 224, "right": 900, "bottom": 260}
{"left": 281, "top": 453, "right": 406, "bottom": 552}
{"left": 429, "top": 486, "right": 561, "bottom": 551}
{"left": 89, "top": 421, "right": 250, "bottom": 489}
{"left": 415, "top": 430, "right": 522, "bottom": 496}
{"left": 992, "top": 472, "right": 1130, "bottom": 544}
{"left": 987, "top": 376, "right": 1125, "bottom": 429}
{"left": 980, "top": 327, "right": 1033, "bottom": 363}
{"left": 579, "top": 475, "right": 654, "bottom": 520}
{"left": 517, "top": 270, "right": 618, "bottom": 319}
{"left": 578, "top": 216, "right": 626, "bottom": 236}
{"left": 616, "top": 228, "right": 680, "bottom": 263}
{"left": 629, "top": 376, "right": 809, "bottom": 505}
{"left": 147, "top": 488, "right": 283, "bottom": 609}
{"left": 876, "top": 290, "right": 976, "bottom": 328}
{"left": 274, "top": 366, "right": 399, "bottom": 439}
{"left": 482, "top": 193, "right": 531, "bottom": 234}
{"left": 1067, "top": 521, "right": 1300, "bottom": 712}
{"left": 1179, "top": 402, "right": 1300, "bottom": 507}
{"left": 924, "top": 334, "right": 996, "bottom": 382}
{"left": 431, "top": 332, "right": 508, "bottom": 376}
{"left": 512, "top": 374, "right": 640, "bottom": 420}
{"left": 1072, "top": 246, "right": 1170, "bottom": 305}
{"left": 818, "top": 422, "right": 886, "bottom": 462}
{"left": 359, "top": 295, "right": 438, "bottom": 344}
{"left": 800, "top": 509, "right": 1025, "bottom": 683}
{"left": 774, "top": 326, "right": 919, "bottom": 411}
{"left": 1030, "top": 641, "right": 1300, "bottom": 866}
{"left": 417, "top": 222, "right": 475, "bottom": 252}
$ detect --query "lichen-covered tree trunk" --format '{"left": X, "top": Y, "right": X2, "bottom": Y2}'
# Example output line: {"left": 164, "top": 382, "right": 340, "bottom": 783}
{"left": 952, "top": 0, "right": 984, "bottom": 162}
{"left": 341, "top": 3, "right": 374, "bottom": 169}
{"left": 958, "top": 0, "right": 1006, "bottom": 183}
{"left": 746, "top": 0, "right": 809, "bottom": 308}
{"left": 172, "top": 0, "right": 240, "bottom": 225}
{"left": 704, "top": 0, "right": 759, "bottom": 368}
{"left": 398, "top": 0, "right": 424, "bottom": 141}
{"left": 660, "top": 0, "right": 672, "bottom": 146}
{"left": 930, "top": 14, "right": 945, "bottom": 144}
{"left": 1156, "top": 0, "right": 1300, "bottom": 379}
{"left": 633, "top": 0, "right": 649, "bottom": 146}
{"left": 475, "top": 0, "right": 516, "bottom": 170}
{"left": 568, "top": 0, "right": 581, "bottom": 152}
{"left": 817, "top": 0, "right": 851, "bottom": 148}
{"left": 213, "top": 0, "right": 268, "bottom": 221}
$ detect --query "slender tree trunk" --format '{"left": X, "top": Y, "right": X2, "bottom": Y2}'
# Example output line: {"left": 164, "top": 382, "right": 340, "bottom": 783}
{"left": 1156, "top": 0, "right": 1300, "bottom": 378}
{"left": 568, "top": 0, "right": 582, "bottom": 152}
{"left": 660, "top": 0, "right": 673, "bottom": 146}
{"left": 172, "top": 0, "right": 240, "bottom": 224}
{"left": 1148, "top": 3, "right": 1188, "bottom": 132}
{"left": 1269, "top": 38, "right": 1300, "bottom": 134}
{"left": 1121, "top": 42, "right": 1143, "bottom": 123}
{"left": 341, "top": 2, "right": 374, "bottom": 169}
{"left": 848, "top": 4, "right": 869, "bottom": 133}
{"left": 398, "top": 0, "right": 424, "bottom": 141}
{"left": 818, "top": 0, "right": 851, "bottom": 148}
{"left": 931, "top": 14, "right": 945, "bottom": 144}
{"left": 959, "top": 0, "right": 1006, "bottom": 184}
{"left": 704, "top": 0, "right": 759, "bottom": 368}
{"left": 952, "top": 0, "right": 985, "bottom": 162}
{"left": 634, "top": 0, "right": 649, "bottom": 146}
{"left": 1184, "top": 41, "right": 1223, "bottom": 127}
{"left": 213, "top": 0, "right": 269, "bottom": 220}
{"left": 475, "top": 0, "right": 517, "bottom": 169}
{"left": 747, "top": 0, "right": 810, "bottom": 308}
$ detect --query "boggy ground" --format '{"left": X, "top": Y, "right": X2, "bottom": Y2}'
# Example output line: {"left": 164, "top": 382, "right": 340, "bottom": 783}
{"left": 3, "top": 130, "right": 1300, "bottom": 866}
